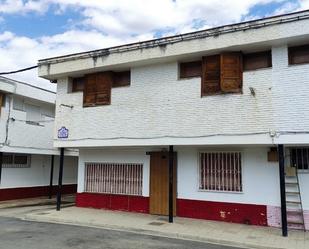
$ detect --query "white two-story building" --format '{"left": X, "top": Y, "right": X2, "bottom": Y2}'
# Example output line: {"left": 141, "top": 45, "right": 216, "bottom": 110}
{"left": 38, "top": 10, "right": 309, "bottom": 233}
{"left": 0, "top": 76, "right": 78, "bottom": 201}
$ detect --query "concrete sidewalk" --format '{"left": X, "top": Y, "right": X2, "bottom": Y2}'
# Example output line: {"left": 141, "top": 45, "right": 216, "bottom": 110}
{"left": 24, "top": 206, "right": 308, "bottom": 249}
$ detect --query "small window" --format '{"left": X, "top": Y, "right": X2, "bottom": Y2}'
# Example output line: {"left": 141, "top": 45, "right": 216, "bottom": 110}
{"left": 72, "top": 77, "right": 85, "bottom": 92}
{"left": 288, "top": 44, "right": 309, "bottom": 65}
{"left": 2, "top": 153, "right": 30, "bottom": 168}
{"left": 25, "top": 104, "right": 41, "bottom": 126}
{"left": 199, "top": 152, "right": 242, "bottom": 192}
{"left": 290, "top": 148, "right": 309, "bottom": 170}
{"left": 243, "top": 51, "right": 272, "bottom": 71}
{"left": 113, "top": 71, "right": 131, "bottom": 87}
{"left": 202, "top": 53, "right": 242, "bottom": 96}
{"left": 179, "top": 61, "right": 202, "bottom": 79}
{"left": 84, "top": 163, "right": 143, "bottom": 195}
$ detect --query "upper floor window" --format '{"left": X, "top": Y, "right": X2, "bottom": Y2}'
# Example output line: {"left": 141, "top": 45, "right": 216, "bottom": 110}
{"left": 199, "top": 152, "right": 242, "bottom": 192}
{"left": 72, "top": 77, "right": 85, "bottom": 92}
{"left": 288, "top": 44, "right": 309, "bottom": 65}
{"left": 179, "top": 61, "right": 202, "bottom": 79}
{"left": 0, "top": 92, "right": 4, "bottom": 115}
{"left": 202, "top": 53, "right": 242, "bottom": 96}
{"left": 25, "top": 103, "right": 41, "bottom": 126}
{"left": 113, "top": 71, "right": 131, "bottom": 87}
{"left": 71, "top": 70, "right": 131, "bottom": 107}
{"left": 243, "top": 51, "right": 272, "bottom": 71}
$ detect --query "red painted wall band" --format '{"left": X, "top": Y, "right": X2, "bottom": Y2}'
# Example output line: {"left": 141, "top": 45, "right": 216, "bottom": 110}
{"left": 76, "top": 193, "right": 267, "bottom": 226}
{"left": 0, "top": 184, "right": 77, "bottom": 201}
{"left": 76, "top": 193, "right": 149, "bottom": 213}
{"left": 177, "top": 198, "right": 267, "bottom": 226}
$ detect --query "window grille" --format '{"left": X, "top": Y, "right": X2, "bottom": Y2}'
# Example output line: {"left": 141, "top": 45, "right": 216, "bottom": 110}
{"left": 85, "top": 163, "right": 143, "bottom": 196}
{"left": 2, "top": 153, "right": 31, "bottom": 168}
{"left": 199, "top": 152, "right": 242, "bottom": 192}
{"left": 291, "top": 148, "right": 309, "bottom": 170}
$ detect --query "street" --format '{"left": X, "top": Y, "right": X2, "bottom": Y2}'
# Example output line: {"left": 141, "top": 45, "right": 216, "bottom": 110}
{"left": 0, "top": 217, "right": 240, "bottom": 249}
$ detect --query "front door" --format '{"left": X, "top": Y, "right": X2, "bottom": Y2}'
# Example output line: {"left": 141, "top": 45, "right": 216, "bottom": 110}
{"left": 149, "top": 151, "right": 177, "bottom": 216}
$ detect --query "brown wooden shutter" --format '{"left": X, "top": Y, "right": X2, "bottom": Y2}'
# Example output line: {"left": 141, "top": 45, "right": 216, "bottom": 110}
{"left": 96, "top": 72, "right": 112, "bottom": 105}
{"left": 83, "top": 74, "right": 97, "bottom": 107}
{"left": 243, "top": 51, "right": 271, "bottom": 71}
{"left": 201, "top": 55, "right": 221, "bottom": 95}
{"left": 180, "top": 61, "right": 202, "bottom": 79}
{"left": 220, "top": 52, "right": 242, "bottom": 93}
{"left": 72, "top": 77, "right": 85, "bottom": 92}
{"left": 83, "top": 72, "right": 112, "bottom": 107}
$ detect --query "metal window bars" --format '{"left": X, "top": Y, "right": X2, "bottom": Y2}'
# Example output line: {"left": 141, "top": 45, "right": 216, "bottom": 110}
{"left": 291, "top": 148, "right": 309, "bottom": 170}
{"left": 84, "top": 163, "right": 143, "bottom": 196}
{"left": 200, "top": 152, "right": 242, "bottom": 192}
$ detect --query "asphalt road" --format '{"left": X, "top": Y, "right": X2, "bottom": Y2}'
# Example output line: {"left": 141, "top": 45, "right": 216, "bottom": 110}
{"left": 0, "top": 217, "right": 241, "bottom": 249}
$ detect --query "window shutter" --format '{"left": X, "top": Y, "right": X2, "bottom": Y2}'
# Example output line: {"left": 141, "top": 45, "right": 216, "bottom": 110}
{"left": 83, "top": 74, "right": 97, "bottom": 107}
{"left": 201, "top": 55, "right": 221, "bottom": 95}
{"left": 220, "top": 53, "right": 242, "bottom": 93}
{"left": 96, "top": 72, "right": 112, "bottom": 105}
{"left": 83, "top": 72, "right": 112, "bottom": 107}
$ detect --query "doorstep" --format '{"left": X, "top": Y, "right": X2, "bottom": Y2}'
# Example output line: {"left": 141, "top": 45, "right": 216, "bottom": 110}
{"left": 23, "top": 206, "right": 309, "bottom": 249}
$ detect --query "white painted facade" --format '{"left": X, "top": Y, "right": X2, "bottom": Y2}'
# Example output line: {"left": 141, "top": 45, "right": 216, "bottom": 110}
{"left": 38, "top": 11, "right": 309, "bottom": 229}
{"left": 1, "top": 155, "right": 77, "bottom": 189}
{"left": 0, "top": 77, "right": 77, "bottom": 192}
{"left": 39, "top": 11, "right": 309, "bottom": 148}
{"left": 77, "top": 147, "right": 309, "bottom": 210}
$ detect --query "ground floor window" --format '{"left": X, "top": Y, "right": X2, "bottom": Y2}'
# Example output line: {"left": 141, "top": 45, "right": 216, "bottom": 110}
{"left": 2, "top": 153, "right": 30, "bottom": 168}
{"left": 199, "top": 152, "right": 242, "bottom": 192}
{"left": 290, "top": 147, "right": 309, "bottom": 171}
{"left": 85, "top": 163, "right": 143, "bottom": 196}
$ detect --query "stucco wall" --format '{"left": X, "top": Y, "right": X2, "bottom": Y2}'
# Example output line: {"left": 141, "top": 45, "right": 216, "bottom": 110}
{"left": 77, "top": 147, "right": 309, "bottom": 210}
{"left": 54, "top": 44, "right": 309, "bottom": 147}
{"left": 0, "top": 154, "right": 78, "bottom": 189}
{"left": 0, "top": 95, "right": 56, "bottom": 154}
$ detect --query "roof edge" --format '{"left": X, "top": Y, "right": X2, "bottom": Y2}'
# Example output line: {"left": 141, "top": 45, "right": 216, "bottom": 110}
{"left": 38, "top": 9, "right": 309, "bottom": 65}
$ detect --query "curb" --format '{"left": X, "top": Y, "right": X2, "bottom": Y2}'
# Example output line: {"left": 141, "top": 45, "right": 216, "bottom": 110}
{"left": 24, "top": 214, "right": 285, "bottom": 249}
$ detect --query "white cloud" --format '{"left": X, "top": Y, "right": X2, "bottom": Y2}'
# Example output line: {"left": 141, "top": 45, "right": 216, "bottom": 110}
{"left": 0, "top": 0, "right": 304, "bottom": 90}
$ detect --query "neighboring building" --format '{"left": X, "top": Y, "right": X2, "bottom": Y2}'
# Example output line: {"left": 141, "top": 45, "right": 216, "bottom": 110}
{"left": 0, "top": 76, "right": 78, "bottom": 201}
{"left": 38, "top": 10, "right": 309, "bottom": 233}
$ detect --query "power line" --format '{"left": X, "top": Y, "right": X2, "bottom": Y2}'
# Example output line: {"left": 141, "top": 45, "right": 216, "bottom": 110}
{"left": 0, "top": 65, "right": 38, "bottom": 75}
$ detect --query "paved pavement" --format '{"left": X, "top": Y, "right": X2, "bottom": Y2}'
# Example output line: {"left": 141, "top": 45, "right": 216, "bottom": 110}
{"left": 0, "top": 217, "right": 239, "bottom": 249}
{"left": 23, "top": 206, "right": 309, "bottom": 249}
{"left": 0, "top": 197, "right": 308, "bottom": 249}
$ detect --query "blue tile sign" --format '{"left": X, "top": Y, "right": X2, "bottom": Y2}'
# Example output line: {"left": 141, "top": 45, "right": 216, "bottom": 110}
{"left": 58, "top": 127, "right": 69, "bottom": 139}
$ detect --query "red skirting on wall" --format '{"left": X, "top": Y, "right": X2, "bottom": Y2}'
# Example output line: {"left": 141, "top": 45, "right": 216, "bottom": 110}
{"left": 177, "top": 199, "right": 267, "bottom": 226}
{"left": 76, "top": 193, "right": 149, "bottom": 214}
{"left": 0, "top": 184, "right": 77, "bottom": 201}
{"left": 76, "top": 193, "right": 267, "bottom": 226}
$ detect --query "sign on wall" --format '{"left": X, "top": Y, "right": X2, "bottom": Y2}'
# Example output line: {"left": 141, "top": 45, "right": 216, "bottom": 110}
{"left": 58, "top": 126, "right": 69, "bottom": 139}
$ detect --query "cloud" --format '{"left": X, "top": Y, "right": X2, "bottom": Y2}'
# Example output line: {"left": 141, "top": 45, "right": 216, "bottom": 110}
{"left": 0, "top": 0, "right": 304, "bottom": 90}
{"left": 0, "top": 0, "right": 49, "bottom": 14}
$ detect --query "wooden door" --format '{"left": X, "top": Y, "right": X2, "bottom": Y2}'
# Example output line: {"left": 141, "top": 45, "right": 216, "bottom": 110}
{"left": 149, "top": 152, "right": 177, "bottom": 216}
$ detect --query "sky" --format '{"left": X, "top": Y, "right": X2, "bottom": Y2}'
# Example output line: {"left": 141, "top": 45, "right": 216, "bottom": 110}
{"left": 0, "top": 0, "right": 308, "bottom": 90}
